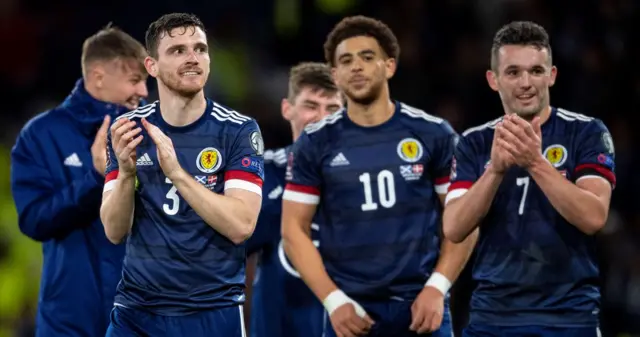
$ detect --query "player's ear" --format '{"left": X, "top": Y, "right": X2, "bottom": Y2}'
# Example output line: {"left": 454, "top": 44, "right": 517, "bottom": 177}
{"left": 384, "top": 58, "right": 397, "bottom": 80}
{"left": 87, "top": 63, "right": 106, "bottom": 89}
{"left": 486, "top": 70, "right": 499, "bottom": 92}
{"left": 144, "top": 56, "right": 158, "bottom": 78}
{"left": 281, "top": 98, "right": 293, "bottom": 121}
{"left": 548, "top": 65, "right": 557, "bottom": 87}
{"left": 94, "top": 69, "right": 105, "bottom": 89}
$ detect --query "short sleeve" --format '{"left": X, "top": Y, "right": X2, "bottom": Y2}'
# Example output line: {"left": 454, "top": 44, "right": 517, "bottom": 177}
{"left": 445, "top": 134, "right": 481, "bottom": 205}
{"left": 429, "top": 122, "right": 458, "bottom": 195}
{"left": 282, "top": 131, "right": 322, "bottom": 205}
{"left": 103, "top": 121, "right": 120, "bottom": 193}
{"left": 224, "top": 120, "right": 265, "bottom": 196}
{"left": 574, "top": 119, "right": 616, "bottom": 188}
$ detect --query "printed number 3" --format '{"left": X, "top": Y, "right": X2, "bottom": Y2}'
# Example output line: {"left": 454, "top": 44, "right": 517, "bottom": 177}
{"left": 516, "top": 176, "right": 529, "bottom": 215}
{"left": 163, "top": 177, "right": 180, "bottom": 215}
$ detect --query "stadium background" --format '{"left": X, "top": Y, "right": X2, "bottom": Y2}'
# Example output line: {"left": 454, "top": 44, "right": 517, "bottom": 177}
{"left": 1, "top": 0, "right": 639, "bottom": 335}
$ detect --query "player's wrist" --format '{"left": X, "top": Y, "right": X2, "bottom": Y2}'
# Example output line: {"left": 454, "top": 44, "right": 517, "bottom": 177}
{"left": 424, "top": 272, "right": 452, "bottom": 296}
{"left": 527, "top": 154, "right": 548, "bottom": 172}
{"left": 322, "top": 289, "right": 366, "bottom": 318}
{"left": 166, "top": 167, "right": 187, "bottom": 183}
{"left": 117, "top": 169, "right": 136, "bottom": 180}
{"left": 486, "top": 163, "right": 506, "bottom": 176}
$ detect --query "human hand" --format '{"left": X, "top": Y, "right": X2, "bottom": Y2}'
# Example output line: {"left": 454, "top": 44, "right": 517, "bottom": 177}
{"left": 141, "top": 118, "right": 182, "bottom": 180}
{"left": 91, "top": 115, "right": 111, "bottom": 176}
{"left": 111, "top": 118, "right": 143, "bottom": 177}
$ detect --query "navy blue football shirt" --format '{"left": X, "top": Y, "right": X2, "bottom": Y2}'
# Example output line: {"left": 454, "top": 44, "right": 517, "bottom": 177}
{"left": 247, "top": 147, "right": 324, "bottom": 337}
{"left": 104, "top": 99, "right": 264, "bottom": 315}
{"left": 447, "top": 107, "right": 615, "bottom": 327}
{"left": 283, "top": 102, "right": 457, "bottom": 301}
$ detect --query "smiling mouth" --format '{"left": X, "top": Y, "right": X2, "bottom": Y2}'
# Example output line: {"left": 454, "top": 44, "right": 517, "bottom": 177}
{"left": 180, "top": 70, "right": 202, "bottom": 77}
{"left": 349, "top": 77, "right": 368, "bottom": 86}
{"left": 516, "top": 93, "right": 536, "bottom": 100}
{"left": 125, "top": 98, "right": 140, "bottom": 108}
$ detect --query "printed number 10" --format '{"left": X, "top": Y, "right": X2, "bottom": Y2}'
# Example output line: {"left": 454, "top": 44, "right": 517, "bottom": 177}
{"left": 359, "top": 170, "right": 396, "bottom": 211}
{"left": 516, "top": 176, "right": 530, "bottom": 215}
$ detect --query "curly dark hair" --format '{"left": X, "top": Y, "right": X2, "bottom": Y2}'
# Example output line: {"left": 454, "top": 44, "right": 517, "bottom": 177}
{"left": 323, "top": 16, "right": 400, "bottom": 67}
{"left": 491, "top": 21, "right": 552, "bottom": 70}
{"left": 145, "top": 13, "right": 206, "bottom": 58}
{"left": 287, "top": 62, "right": 338, "bottom": 102}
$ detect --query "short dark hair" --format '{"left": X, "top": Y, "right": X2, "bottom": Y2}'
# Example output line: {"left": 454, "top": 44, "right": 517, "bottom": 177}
{"left": 491, "top": 21, "right": 552, "bottom": 70}
{"left": 81, "top": 24, "right": 147, "bottom": 76}
{"left": 288, "top": 62, "right": 338, "bottom": 102}
{"left": 145, "top": 13, "right": 206, "bottom": 58}
{"left": 323, "top": 16, "right": 400, "bottom": 67}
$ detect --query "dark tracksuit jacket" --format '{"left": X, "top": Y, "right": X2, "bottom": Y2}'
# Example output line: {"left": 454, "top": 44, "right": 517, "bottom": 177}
{"left": 11, "top": 79, "right": 128, "bottom": 336}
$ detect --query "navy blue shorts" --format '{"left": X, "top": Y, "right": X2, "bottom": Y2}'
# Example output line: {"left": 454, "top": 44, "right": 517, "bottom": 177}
{"left": 463, "top": 323, "right": 601, "bottom": 337}
{"left": 322, "top": 300, "right": 453, "bottom": 337}
{"left": 250, "top": 303, "right": 324, "bottom": 337}
{"left": 106, "top": 305, "right": 245, "bottom": 337}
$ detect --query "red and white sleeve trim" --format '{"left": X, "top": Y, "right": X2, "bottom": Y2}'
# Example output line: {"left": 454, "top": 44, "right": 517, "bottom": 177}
{"left": 283, "top": 183, "right": 320, "bottom": 205}
{"left": 445, "top": 181, "right": 473, "bottom": 206}
{"left": 574, "top": 163, "right": 616, "bottom": 188}
{"left": 434, "top": 176, "right": 450, "bottom": 195}
{"left": 224, "top": 170, "right": 264, "bottom": 196}
{"left": 103, "top": 170, "right": 119, "bottom": 193}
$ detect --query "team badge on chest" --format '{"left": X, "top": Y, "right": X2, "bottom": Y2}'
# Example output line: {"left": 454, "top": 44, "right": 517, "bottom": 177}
{"left": 543, "top": 144, "right": 567, "bottom": 168}
{"left": 397, "top": 138, "right": 423, "bottom": 163}
{"left": 197, "top": 147, "right": 222, "bottom": 173}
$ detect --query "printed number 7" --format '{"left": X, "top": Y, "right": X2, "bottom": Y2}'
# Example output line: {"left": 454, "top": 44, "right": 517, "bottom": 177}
{"left": 516, "top": 176, "right": 530, "bottom": 215}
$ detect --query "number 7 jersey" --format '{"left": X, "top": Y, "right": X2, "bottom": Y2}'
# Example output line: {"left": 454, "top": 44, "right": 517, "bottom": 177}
{"left": 103, "top": 99, "right": 264, "bottom": 315}
{"left": 283, "top": 101, "right": 457, "bottom": 300}
{"left": 447, "top": 107, "right": 616, "bottom": 327}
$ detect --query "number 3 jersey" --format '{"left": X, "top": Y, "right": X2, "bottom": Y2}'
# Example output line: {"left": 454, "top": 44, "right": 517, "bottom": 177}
{"left": 283, "top": 101, "right": 457, "bottom": 300}
{"left": 103, "top": 99, "right": 265, "bottom": 315}
{"left": 447, "top": 107, "right": 616, "bottom": 326}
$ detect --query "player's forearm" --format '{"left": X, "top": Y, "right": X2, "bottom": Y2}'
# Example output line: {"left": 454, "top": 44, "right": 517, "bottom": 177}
{"left": 443, "top": 169, "right": 504, "bottom": 243}
{"left": 433, "top": 229, "right": 478, "bottom": 285}
{"left": 100, "top": 173, "right": 136, "bottom": 244}
{"left": 528, "top": 157, "right": 608, "bottom": 235}
{"left": 171, "top": 169, "right": 255, "bottom": 244}
{"left": 282, "top": 223, "right": 339, "bottom": 302}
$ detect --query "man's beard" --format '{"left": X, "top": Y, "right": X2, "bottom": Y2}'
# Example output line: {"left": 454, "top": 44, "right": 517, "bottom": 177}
{"left": 158, "top": 70, "right": 201, "bottom": 97}
{"left": 345, "top": 80, "right": 382, "bottom": 106}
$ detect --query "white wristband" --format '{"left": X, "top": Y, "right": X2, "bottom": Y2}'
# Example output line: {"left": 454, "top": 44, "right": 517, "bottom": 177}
{"left": 322, "top": 290, "right": 367, "bottom": 318}
{"left": 425, "top": 272, "right": 452, "bottom": 295}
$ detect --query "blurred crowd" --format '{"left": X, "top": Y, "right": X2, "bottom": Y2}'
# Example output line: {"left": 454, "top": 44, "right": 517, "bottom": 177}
{"left": 1, "top": 0, "right": 639, "bottom": 336}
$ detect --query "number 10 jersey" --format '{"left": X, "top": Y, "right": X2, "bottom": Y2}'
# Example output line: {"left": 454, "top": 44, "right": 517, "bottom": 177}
{"left": 283, "top": 101, "right": 457, "bottom": 301}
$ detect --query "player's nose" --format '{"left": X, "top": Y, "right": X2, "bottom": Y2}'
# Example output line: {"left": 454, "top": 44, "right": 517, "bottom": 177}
{"left": 518, "top": 72, "right": 532, "bottom": 87}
